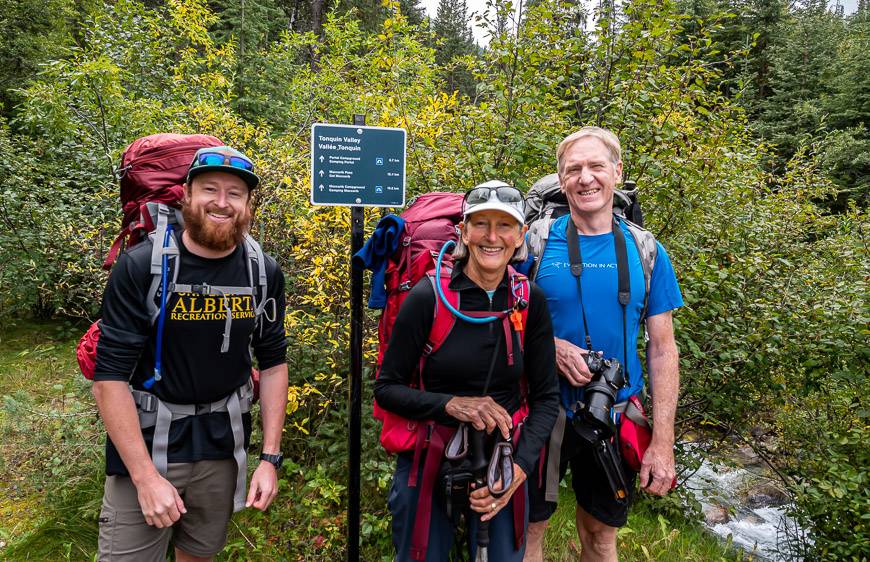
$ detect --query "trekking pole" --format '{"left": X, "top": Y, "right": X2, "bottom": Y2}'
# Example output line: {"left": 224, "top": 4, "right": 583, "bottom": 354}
{"left": 470, "top": 428, "right": 489, "bottom": 562}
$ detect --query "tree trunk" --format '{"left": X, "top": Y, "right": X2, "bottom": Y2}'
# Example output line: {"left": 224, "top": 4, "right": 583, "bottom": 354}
{"left": 310, "top": 0, "right": 325, "bottom": 70}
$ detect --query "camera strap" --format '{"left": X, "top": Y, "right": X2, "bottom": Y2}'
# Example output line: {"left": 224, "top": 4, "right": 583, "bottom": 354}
{"left": 565, "top": 217, "right": 631, "bottom": 378}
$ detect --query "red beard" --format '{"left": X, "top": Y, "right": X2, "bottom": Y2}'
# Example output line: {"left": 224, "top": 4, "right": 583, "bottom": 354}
{"left": 182, "top": 201, "right": 251, "bottom": 253}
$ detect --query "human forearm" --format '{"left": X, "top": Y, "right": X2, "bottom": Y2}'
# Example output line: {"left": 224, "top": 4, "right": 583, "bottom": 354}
{"left": 257, "top": 363, "right": 288, "bottom": 455}
{"left": 246, "top": 363, "right": 288, "bottom": 511}
{"left": 646, "top": 321, "right": 679, "bottom": 445}
{"left": 648, "top": 350, "right": 678, "bottom": 444}
{"left": 374, "top": 380, "right": 453, "bottom": 421}
{"left": 92, "top": 380, "right": 158, "bottom": 483}
{"left": 638, "top": 312, "right": 680, "bottom": 495}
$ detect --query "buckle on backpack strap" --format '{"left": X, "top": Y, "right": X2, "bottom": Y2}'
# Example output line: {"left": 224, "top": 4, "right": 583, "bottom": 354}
{"left": 191, "top": 283, "right": 210, "bottom": 294}
{"left": 134, "top": 391, "right": 158, "bottom": 413}
{"left": 399, "top": 281, "right": 412, "bottom": 291}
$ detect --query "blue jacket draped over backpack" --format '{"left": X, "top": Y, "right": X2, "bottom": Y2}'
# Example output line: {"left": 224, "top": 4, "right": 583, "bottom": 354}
{"left": 352, "top": 214, "right": 405, "bottom": 309}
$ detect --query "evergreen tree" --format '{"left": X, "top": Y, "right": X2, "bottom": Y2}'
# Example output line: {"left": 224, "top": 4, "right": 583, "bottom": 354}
{"left": 755, "top": 2, "right": 845, "bottom": 166}
{"left": 432, "top": 0, "right": 478, "bottom": 97}
{"left": 819, "top": 11, "right": 870, "bottom": 208}
{"left": 674, "top": 0, "right": 785, "bottom": 104}
{"left": 0, "top": 0, "right": 77, "bottom": 118}
{"left": 209, "top": 0, "right": 291, "bottom": 117}
{"left": 210, "top": 0, "right": 290, "bottom": 55}
{"left": 334, "top": 0, "right": 425, "bottom": 31}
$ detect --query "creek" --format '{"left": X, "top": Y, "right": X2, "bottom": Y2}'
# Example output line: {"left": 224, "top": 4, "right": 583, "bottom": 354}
{"left": 681, "top": 443, "right": 811, "bottom": 561}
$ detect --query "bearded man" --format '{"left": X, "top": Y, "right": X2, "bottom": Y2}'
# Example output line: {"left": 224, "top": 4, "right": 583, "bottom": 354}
{"left": 92, "top": 146, "right": 288, "bottom": 562}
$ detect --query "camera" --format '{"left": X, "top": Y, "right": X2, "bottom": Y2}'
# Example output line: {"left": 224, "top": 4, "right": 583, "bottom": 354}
{"left": 572, "top": 352, "right": 627, "bottom": 442}
{"left": 571, "top": 352, "right": 631, "bottom": 504}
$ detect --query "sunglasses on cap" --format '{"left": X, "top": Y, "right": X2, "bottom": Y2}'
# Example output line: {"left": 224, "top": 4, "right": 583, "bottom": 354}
{"left": 463, "top": 184, "right": 525, "bottom": 212}
{"left": 194, "top": 151, "right": 254, "bottom": 171}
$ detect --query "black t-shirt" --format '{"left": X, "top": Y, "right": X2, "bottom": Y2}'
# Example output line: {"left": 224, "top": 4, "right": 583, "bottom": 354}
{"left": 94, "top": 236, "right": 287, "bottom": 475}
{"left": 373, "top": 264, "right": 559, "bottom": 476}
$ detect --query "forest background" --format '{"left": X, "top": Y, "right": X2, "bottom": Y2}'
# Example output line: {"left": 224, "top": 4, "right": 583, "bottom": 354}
{"left": 0, "top": 0, "right": 867, "bottom": 560}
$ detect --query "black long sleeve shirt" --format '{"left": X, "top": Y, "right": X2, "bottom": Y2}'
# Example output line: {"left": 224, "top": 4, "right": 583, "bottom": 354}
{"left": 93, "top": 236, "right": 287, "bottom": 475}
{"left": 374, "top": 264, "right": 559, "bottom": 476}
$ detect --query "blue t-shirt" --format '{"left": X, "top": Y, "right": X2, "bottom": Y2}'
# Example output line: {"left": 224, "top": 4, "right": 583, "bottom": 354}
{"left": 530, "top": 215, "right": 683, "bottom": 413}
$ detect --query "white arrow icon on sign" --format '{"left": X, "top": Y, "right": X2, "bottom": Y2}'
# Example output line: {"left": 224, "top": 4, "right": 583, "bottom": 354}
{"left": 319, "top": 170, "right": 325, "bottom": 177}
{"left": 319, "top": 155, "right": 324, "bottom": 162}
{"left": 319, "top": 184, "right": 324, "bottom": 191}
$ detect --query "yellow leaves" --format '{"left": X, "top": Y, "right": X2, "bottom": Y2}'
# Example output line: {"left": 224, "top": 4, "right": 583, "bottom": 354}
{"left": 287, "top": 383, "right": 323, "bottom": 416}
{"left": 167, "top": 0, "right": 218, "bottom": 49}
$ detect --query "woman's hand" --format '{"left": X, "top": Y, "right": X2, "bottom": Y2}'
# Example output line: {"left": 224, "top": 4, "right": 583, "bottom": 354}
{"left": 469, "top": 463, "right": 527, "bottom": 522}
{"left": 444, "top": 396, "right": 513, "bottom": 439}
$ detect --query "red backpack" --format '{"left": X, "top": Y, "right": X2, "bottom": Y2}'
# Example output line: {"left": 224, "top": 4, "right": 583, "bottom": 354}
{"left": 374, "top": 192, "right": 465, "bottom": 364}
{"left": 102, "top": 133, "right": 224, "bottom": 270}
{"left": 372, "top": 192, "right": 463, "bottom": 450}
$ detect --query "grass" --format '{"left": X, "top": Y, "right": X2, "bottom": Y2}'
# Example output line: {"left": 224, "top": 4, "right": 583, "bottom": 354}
{"left": 0, "top": 318, "right": 102, "bottom": 560}
{"left": 542, "top": 483, "right": 752, "bottom": 561}
{"left": 0, "top": 318, "right": 754, "bottom": 561}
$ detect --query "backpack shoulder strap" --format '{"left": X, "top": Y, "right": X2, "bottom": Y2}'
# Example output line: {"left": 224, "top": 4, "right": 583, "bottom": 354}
{"left": 506, "top": 266, "right": 530, "bottom": 349}
{"left": 424, "top": 269, "right": 458, "bottom": 357}
{"left": 242, "top": 234, "right": 269, "bottom": 317}
{"left": 145, "top": 208, "right": 182, "bottom": 324}
{"left": 527, "top": 217, "right": 555, "bottom": 281}
{"left": 149, "top": 204, "right": 181, "bottom": 276}
{"left": 620, "top": 218, "right": 658, "bottom": 322}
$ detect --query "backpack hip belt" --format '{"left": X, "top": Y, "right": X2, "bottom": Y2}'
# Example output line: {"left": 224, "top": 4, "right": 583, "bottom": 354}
{"left": 130, "top": 379, "right": 254, "bottom": 512}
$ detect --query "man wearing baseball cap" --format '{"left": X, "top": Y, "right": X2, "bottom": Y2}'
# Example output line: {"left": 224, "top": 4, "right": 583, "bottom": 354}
{"left": 92, "top": 144, "right": 288, "bottom": 561}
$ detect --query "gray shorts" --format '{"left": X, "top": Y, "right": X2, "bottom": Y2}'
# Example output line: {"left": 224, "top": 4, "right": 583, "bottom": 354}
{"left": 98, "top": 459, "right": 236, "bottom": 561}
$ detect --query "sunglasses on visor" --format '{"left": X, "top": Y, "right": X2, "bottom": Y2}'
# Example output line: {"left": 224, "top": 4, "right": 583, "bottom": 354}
{"left": 463, "top": 185, "right": 525, "bottom": 211}
{"left": 195, "top": 152, "right": 254, "bottom": 171}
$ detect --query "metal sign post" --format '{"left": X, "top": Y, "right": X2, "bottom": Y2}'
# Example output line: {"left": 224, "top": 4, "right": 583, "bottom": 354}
{"left": 347, "top": 115, "right": 365, "bottom": 562}
{"left": 310, "top": 116, "right": 406, "bottom": 562}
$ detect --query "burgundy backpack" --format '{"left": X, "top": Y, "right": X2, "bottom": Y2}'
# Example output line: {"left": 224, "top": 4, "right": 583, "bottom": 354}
{"left": 374, "top": 192, "right": 465, "bottom": 371}
{"left": 102, "top": 133, "right": 224, "bottom": 270}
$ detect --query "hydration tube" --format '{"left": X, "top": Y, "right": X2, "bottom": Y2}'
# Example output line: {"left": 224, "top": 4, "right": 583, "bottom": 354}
{"left": 144, "top": 224, "right": 174, "bottom": 390}
{"left": 435, "top": 240, "right": 509, "bottom": 324}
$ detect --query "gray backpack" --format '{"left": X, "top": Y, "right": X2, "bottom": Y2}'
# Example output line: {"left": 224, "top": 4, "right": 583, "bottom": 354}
{"left": 525, "top": 173, "right": 658, "bottom": 322}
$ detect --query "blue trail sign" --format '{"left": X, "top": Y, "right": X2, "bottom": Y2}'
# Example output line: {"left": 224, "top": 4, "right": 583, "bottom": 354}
{"left": 310, "top": 123, "right": 407, "bottom": 207}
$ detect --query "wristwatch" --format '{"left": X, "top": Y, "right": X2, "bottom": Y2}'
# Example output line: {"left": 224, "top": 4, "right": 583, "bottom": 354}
{"left": 259, "top": 452, "right": 284, "bottom": 470}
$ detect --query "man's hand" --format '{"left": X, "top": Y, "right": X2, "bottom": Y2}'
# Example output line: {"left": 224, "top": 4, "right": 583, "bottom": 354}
{"left": 554, "top": 337, "right": 592, "bottom": 387}
{"left": 445, "top": 396, "right": 513, "bottom": 439}
{"left": 246, "top": 461, "right": 279, "bottom": 511}
{"left": 639, "top": 437, "right": 676, "bottom": 496}
{"left": 469, "top": 463, "right": 527, "bottom": 522}
{"left": 133, "top": 471, "right": 186, "bottom": 528}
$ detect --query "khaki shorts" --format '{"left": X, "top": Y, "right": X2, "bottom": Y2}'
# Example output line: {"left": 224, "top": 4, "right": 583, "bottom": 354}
{"left": 98, "top": 459, "right": 236, "bottom": 561}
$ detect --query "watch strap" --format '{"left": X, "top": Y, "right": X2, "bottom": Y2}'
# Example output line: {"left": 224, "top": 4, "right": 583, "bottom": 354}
{"left": 259, "top": 452, "right": 283, "bottom": 470}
